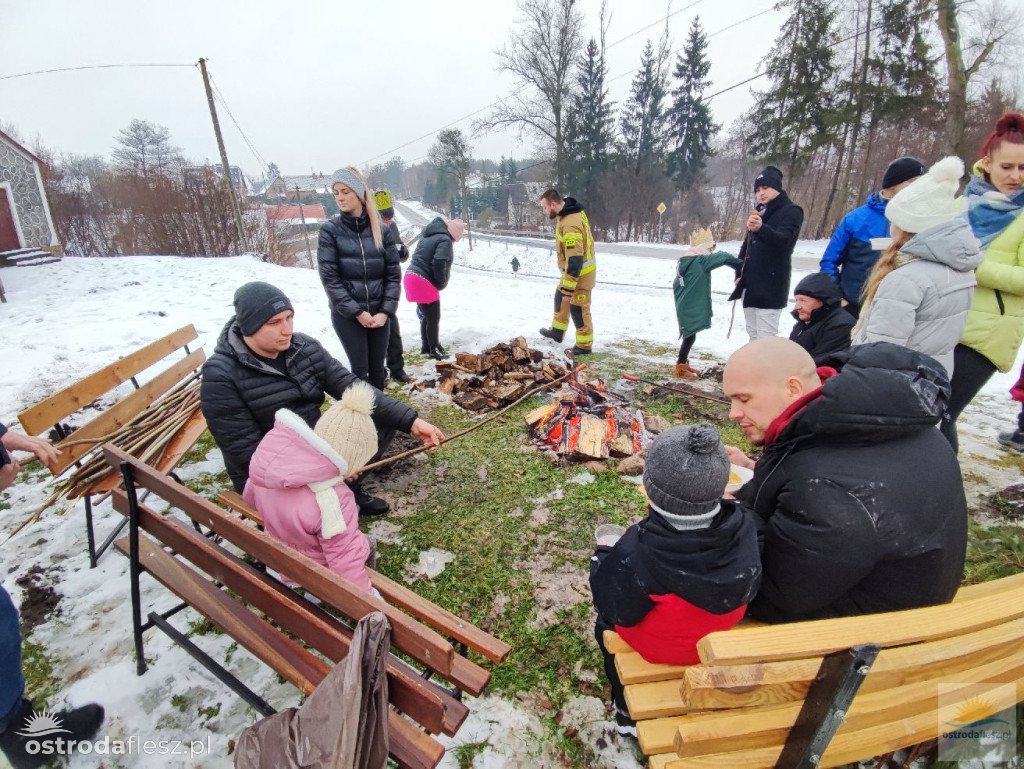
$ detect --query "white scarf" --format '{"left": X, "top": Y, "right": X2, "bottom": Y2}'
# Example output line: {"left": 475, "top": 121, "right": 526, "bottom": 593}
{"left": 309, "top": 476, "right": 348, "bottom": 538}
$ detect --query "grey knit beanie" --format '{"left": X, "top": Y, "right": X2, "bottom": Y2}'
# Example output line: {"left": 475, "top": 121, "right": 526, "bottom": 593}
{"left": 643, "top": 424, "right": 730, "bottom": 528}
{"left": 233, "top": 282, "right": 293, "bottom": 336}
{"left": 331, "top": 168, "right": 366, "bottom": 199}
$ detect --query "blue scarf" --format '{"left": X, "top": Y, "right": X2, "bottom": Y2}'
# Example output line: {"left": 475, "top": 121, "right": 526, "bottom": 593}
{"left": 966, "top": 174, "right": 1024, "bottom": 247}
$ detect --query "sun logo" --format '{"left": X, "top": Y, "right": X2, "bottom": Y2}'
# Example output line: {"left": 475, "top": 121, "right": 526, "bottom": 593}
{"left": 15, "top": 709, "right": 72, "bottom": 738}
{"left": 946, "top": 696, "right": 1010, "bottom": 728}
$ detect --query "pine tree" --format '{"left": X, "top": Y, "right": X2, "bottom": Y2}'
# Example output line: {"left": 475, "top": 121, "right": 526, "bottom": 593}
{"left": 620, "top": 39, "right": 670, "bottom": 174}
{"left": 666, "top": 16, "right": 719, "bottom": 191}
{"left": 565, "top": 37, "right": 616, "bottom": 202}
{"left": 749, "top": 0, "right": 841, "bottom": 173}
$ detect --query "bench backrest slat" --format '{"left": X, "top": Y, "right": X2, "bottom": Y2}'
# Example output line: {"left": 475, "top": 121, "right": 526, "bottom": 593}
{"left": 49, "top": 349, "right": 205, "bottom": 474}
{"left": 698, "top": 585, "right": 1024, "bottom": 665}
{"left": 111, "top": 490, "right": 450, "bottom": 736}
{"left": 103, "top": 446, "right": 461, "bottom": 685}
{"left": 18, "top": 325, "right": 198, "bottom": 436}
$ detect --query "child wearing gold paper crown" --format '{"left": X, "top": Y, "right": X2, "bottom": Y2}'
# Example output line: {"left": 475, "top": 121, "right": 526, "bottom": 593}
{"left": 672, "top": 229, "right": 742, "bottom": 379}
{"left": 243, "top": 381, "right": 379, "bottom": 594}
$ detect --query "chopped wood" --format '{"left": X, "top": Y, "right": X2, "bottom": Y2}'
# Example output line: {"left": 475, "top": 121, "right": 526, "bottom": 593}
{"left": 525, "top": 404, "right": 556, "bottom": 427}
{"left": 504, "top": 372, "right": 536, "bottom": 381}
{"left": 609, "top": 431, "right": 636, "bottom": 458}
{"left": 453, "top": 391, "right": 491, "bottom": 412}
{"left": 455, "top": 352, "right": 482, "bottom": 372}
{"left": 438, "top": 372, "right": 457, "bottom": 396}
{"left": 486, "top": 383, "right": 527, "bottom": 402}
{"left": 530, "top": 349, "right": 545, "bottom": 364}
{"left": 575, "top": 414, "right": 610, "bottom": 460}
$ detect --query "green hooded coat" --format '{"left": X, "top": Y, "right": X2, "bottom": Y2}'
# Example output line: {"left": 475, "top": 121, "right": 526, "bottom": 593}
{"left": 673, "top": 251, "right": 742, "bottom": 337}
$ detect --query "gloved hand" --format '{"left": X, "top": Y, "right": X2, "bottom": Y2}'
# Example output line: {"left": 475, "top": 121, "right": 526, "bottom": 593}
{"left": 559, "top": 286, "right": 574, "bottom": 296}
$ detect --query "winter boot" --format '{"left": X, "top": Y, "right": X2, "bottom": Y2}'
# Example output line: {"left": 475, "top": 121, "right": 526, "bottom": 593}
{"left": 390, "top": 369, "right": 412, "bottom": 384}
{"left": 0, "top": 699, "right": 105, "bottom": 769}
{"left": 430, "top": 345, "right": 449, "bottom": 361}
{"left": 997, "top": 429, "right": 1024, "bottom": 453}
{"left": 674, "top": 362, "right": 699, "bottom": 381}
{"left": 539, "top": 327, "right": 565, "bottom": 343}
{"left": 567, "top": 345, "right": 592, "bottom": 356}
{"left": 351, "top": 485, "right": 390, "bottom": 517}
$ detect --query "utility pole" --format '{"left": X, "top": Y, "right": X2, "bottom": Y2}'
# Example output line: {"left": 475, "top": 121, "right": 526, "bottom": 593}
{"left": 295, "top": 185, "right": 314, "bottom": 269}
{"left": 198, "top": 57, "right": 249, "bottom": 252}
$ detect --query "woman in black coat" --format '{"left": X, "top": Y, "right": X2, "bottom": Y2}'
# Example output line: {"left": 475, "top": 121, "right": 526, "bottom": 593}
{"left": 317, "top": 167, "right": 402, "bottom": 391}
{"left": 404, "top": 216, "right": 466, "bottom": 360}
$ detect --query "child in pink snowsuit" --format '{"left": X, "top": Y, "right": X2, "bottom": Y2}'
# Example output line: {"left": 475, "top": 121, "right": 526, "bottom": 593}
{"left": 243, "top": 381, "right": 379, "bottom": 594}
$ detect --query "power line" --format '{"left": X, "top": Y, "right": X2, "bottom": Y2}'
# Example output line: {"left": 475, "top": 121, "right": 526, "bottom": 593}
{"left": 208, "top": 73, "right": 270, "bottom": 173}
{"left": 0, "top": 62, "right": 195, "bottom": 81}
{"left": 605, "top": 0, "right": 704, "bottom": 51}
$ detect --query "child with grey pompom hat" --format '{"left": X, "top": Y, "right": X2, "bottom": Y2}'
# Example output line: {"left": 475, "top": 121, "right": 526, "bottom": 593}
{"left": 589, "top": 423, "right": 762, "bottom": 732}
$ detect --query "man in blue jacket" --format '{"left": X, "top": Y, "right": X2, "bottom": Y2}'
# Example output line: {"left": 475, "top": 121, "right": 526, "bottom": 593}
{"left": 819, "top": 157, "right": 925, "bottom": 317}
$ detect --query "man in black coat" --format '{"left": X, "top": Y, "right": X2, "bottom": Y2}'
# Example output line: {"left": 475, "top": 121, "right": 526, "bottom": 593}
{"left": 788, "top": 272, "right": 855, "bottom": 366}
{"left": 200, "top": 282, "right": 444, "bottom": 515}
{"left": 723, "top": 338, "right": 967, "bottom": 622}
{"left": 730, "top": 166, "right": 804, "bottom": 340}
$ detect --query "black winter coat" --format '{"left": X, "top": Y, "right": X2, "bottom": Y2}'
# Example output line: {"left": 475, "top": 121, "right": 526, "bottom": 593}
{"left": 736, "top": 342, "right": 967, "bottom": 623}
{"left": 788, "top": 272, "right": 855, "bottom": 366}
{"left": 317, "top": 210, "right": 402, "bottom": 319}
{"left": 731, "top": 191, "right": 804, "bottom": 309}
{"left": 200, "top": 320, "right": 417, "bottom": 492}
{"left": 386, "top": 219, "right": 410, "bottom": 263}
{"left": 590, "top": 501, "right": 761, "bottom": 627}
{"left": 407, "top": 217, "right": 454, "bottom": 291}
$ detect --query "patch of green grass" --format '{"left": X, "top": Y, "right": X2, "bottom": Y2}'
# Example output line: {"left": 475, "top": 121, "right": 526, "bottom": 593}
{"left": 606, "top": 339, "right": 678, "bottom": 359}
{"left": 170, "top": 693, "right": 190, "bottom": 713}
{"left": 21, "top": 637, "right": 59, "bottom": 711}
{"left": 964, "top": 519, "right": 1024, "bottom": 584}
{"left": 181, "top": 470, "right": 231, "bottom": 497}
{"left": 198, "top": 702, "right": 221, "bottom": 721}
{"left": 182, "top": 429, "right": 218, "bottom": 465}
{"left": 187, "top": 617, "right": 219, "bottom": 637}
{"left": 224, "top": 641, "right": 238, "bottom": 664}
{"left": 452, "top": 740, "right": 489, "bottom": 768}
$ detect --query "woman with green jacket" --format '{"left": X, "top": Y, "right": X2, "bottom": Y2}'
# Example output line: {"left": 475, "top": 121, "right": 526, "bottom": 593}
{"left": 673, "top": 233, "right": 742, "bottom": 379}
{"left": 942, "top": 112, "right": 1024, "bottom": 451}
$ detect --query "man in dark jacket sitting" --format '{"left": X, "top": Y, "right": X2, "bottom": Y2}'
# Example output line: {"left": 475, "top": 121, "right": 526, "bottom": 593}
{"left": 723, "top": 338, "right": 967, "bottom": 622}
{"left": 788, "top": 272, "right": 855, "bottom": 366}
{"left": 200, "top": 282, "right": 444, "bottom": 515}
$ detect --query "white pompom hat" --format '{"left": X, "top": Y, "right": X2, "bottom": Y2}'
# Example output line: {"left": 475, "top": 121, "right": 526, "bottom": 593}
{"left": 885, "top": 156, "right": 968, "bottom": 234}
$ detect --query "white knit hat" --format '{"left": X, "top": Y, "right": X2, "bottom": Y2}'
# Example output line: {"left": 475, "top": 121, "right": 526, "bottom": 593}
{"left": 314, "top": 381, "right": 378, "bottom": 474}
{"left": 885, "top": 156, "right": 968, "bottom": 234}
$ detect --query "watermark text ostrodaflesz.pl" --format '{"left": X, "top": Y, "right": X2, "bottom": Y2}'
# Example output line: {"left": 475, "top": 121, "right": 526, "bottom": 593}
{"left": 16, "top": 709, "right": 214, "bottom": 759}
{"left": 938, "top": 683, "right": 1018, "bottom": 763}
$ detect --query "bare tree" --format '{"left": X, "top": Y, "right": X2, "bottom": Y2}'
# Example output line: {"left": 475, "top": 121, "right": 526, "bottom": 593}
{"left": 112, "top": 119, "right": 182, "bottom": 177}
{"left": 477, "top": 0, "right": 584, "bottom": 187}
{"left": 429, "top": 128, "right": 473, "bottom": 247}
{"left": 934, "top": 0, "right": 1021, "bottom": 159}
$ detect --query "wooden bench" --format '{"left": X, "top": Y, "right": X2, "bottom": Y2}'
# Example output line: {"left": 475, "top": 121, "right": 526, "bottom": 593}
{"left": 102, "top": 446, "right": 511, "bottom": 769}
{"left": 607, "top": 572, "right": 1024, "bottom": 768}
{"left": 17, "top": 325, "right": 207, "bottom": 566}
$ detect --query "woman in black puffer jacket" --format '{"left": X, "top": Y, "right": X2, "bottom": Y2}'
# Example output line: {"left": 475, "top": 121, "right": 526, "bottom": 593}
{"left": 404, "top": 216, "right": 466, "bottom": 360}
{"left": 318, "top": 167, "right": 402, "bottom": 390}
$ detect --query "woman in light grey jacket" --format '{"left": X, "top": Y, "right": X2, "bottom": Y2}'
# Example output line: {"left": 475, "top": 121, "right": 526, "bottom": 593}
{"left": 853, "top": 157, "right": 983, "bottom": 377}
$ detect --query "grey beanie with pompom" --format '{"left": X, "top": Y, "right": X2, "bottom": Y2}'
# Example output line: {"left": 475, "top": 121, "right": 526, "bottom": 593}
{"left": 643, "top": 423, "right": 730, "bottom": 522}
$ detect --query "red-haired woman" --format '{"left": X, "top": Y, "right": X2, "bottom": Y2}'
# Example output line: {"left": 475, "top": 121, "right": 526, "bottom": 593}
{"left": 941, "top": 113, "right": 1024, "bottom": 450}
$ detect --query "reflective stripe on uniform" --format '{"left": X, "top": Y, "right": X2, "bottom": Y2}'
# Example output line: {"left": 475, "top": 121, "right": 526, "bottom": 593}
{"left": 561, "top": 276, "right": 578, "bottom": 289}
{"left": 552, "top": 319, "right": 569, "bottom": 330}
{"left": 575, "top": 333, "right": 594, "bottom": 344}
{"left": 579, "top": 257, "right": 596, "bottom": 275}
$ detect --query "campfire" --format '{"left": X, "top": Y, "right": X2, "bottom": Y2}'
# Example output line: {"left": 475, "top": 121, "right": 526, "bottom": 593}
{"left": 525, "top": 372, "right": 644, "bottom": 461}
{"left": 416, "top": 337, "right": 570, "bottom": 412}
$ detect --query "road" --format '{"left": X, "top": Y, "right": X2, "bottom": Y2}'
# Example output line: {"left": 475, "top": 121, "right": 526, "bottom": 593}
{"left": 393, "top": 201, "right": 822, "bottom": 271}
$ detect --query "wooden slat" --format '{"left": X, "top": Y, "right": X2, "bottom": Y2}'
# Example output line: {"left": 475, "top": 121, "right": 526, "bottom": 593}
{"left": 18, "top": 325, "right": 198, "bottom": 436}
{"left": 217, "top": 490, "right": 264, "bottom": 525}
{"left": 952, "top": 571, "right": 1024, "bottom": 601}
{"left": 664, "top": 671, "right": 1024, "bottom": 769}
{"left": 216, "top": 480, "right": 511, "bottom": 665}
{"left": 684, "top": 616, "right": 1024, "bottom": 711}
{"left": 113, "top": 535, "right": 447, "bottom": 769}
{"left": 646, "top": 652, "right": 1024, "bottom": 758}
{"left": 102, "top": 447, "right": 465, "bottom": 689}
{"left": 123, "top": 532, "right": 329, "bottom": 691}
{"left": 112, "top": 491, "right": 451, "bottom": 736}
{"left": 50, "top": 349, "right": 205, "bottom": 474}
{"left": 603, "top": 630, "right": 633, "bottom": 655}
{"left": 624, "top": 679, "right": 692, "bottom": 721}
{"left": 648, "top": 753, "right": 676, "bottom": 769}
{"left": 616, "top": 651, "right": 693, "bottom": 686}
{"left": 698, "top": 584, "right": 1024, "bottom": 665}
{"left": 83, "top": 411, "right": 207, "bottom": 496}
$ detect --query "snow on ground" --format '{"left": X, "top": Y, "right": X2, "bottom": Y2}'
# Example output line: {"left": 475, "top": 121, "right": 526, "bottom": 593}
{"left": 0, "top": 236, "right": 1021, "bottom": 767}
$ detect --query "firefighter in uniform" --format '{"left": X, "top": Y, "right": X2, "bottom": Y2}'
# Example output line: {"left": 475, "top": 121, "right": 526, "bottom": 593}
{"left": 538, "top": 188, "right": 596, "bottom": 354}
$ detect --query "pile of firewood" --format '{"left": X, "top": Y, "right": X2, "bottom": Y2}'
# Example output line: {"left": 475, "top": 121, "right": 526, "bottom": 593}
{"left": 416, "top": 337, "right": 570, "bottom": 412}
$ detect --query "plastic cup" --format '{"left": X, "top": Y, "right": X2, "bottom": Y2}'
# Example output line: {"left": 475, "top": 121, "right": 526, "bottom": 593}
{"left": 595, "top": 523, "right": 626, "bottom": 548}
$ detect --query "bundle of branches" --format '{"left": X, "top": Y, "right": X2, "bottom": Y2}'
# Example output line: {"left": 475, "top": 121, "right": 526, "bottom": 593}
{"left": 50, "top": 374, "right": 202, "bottom": 505}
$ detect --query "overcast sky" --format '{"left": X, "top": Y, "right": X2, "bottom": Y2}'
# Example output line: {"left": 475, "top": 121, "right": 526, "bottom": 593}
{"left": 2, "top": 0, "right": 784, "bottom": 181}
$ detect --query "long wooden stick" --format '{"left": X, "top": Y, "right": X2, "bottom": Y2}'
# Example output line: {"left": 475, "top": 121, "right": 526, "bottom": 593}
{"left": 622, "top": 373, "right": 729, "bottom": 406}
{"left": 360, "top": 365, "right": 584, "bottom": 473}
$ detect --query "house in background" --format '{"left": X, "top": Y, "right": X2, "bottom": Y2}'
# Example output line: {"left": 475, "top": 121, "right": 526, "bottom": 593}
{"left": 0, "top": 128, "right": 61, "bottom": 255}
{"left": 183, "top": 164, "right": 248, "bottom": 197}
{"left": 251, "top": 173, "right": 332, "bottom": 202}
